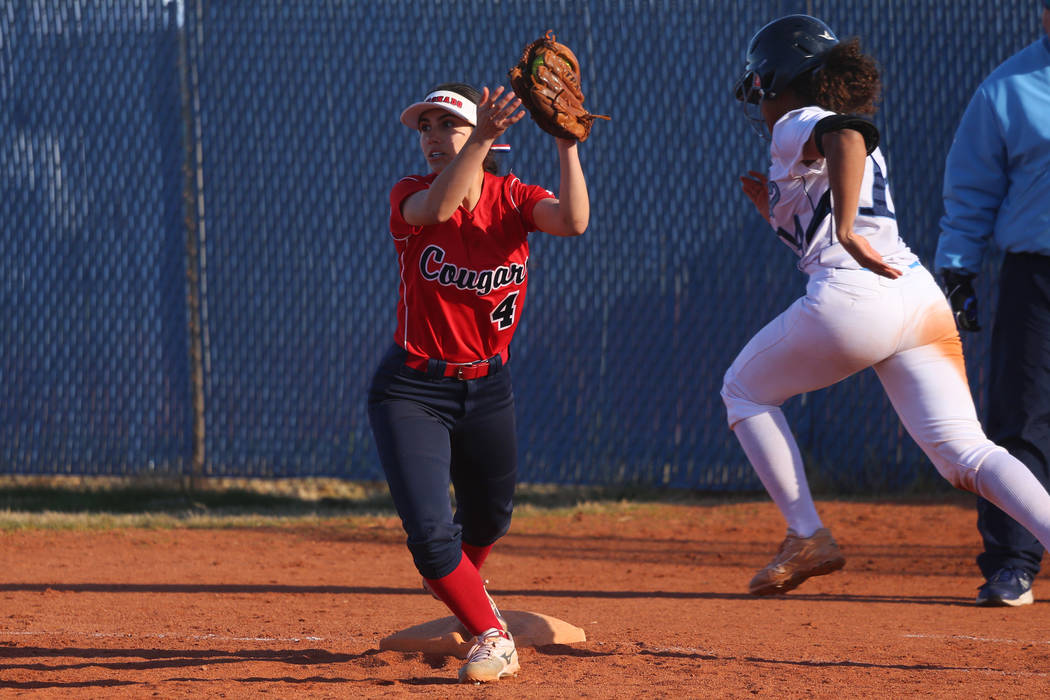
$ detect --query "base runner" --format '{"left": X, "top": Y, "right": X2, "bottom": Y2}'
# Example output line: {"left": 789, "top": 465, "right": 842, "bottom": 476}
{"left": 724, "top": 14, "right": 1050, "bottom": 596}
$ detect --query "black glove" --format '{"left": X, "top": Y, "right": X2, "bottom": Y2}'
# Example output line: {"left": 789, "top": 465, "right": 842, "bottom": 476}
{"left": 942, "top": 270, "right": 981, "bottom": 332}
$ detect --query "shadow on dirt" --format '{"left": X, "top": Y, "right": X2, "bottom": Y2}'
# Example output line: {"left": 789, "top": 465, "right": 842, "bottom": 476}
{"left": 0, "top": 476, "right": 776, "bottom": 518}
{"left": 0, "top": 475, "right": 961, "bottom": 520}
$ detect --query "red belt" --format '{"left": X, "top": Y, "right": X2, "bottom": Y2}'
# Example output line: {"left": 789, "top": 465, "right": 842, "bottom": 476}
{"left": 403, "top": 349, "right": 508, "bottom": 380}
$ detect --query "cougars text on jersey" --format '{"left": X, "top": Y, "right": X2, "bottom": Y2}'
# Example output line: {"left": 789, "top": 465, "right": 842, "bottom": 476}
{"left": 419, "top": 244, "right": 527, "bottom": 297}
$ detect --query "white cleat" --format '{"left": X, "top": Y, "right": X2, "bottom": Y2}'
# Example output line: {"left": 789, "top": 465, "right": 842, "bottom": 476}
{"left": 458, "top": 628, "right": 519, "bottom": 683}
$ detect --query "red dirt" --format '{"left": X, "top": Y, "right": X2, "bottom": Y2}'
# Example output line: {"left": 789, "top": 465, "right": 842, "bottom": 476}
{"left": 2, "top": 496, "right": 1049, "bottom": 698}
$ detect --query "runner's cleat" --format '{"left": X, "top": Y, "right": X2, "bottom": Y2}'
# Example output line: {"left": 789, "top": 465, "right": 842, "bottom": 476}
{"left": 749, "top": 527, "right": 846, "bottom": 595}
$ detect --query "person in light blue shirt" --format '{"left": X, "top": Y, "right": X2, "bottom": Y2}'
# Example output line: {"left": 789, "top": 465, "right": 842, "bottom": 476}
{"left": 935, "top": 0, "right": 1050, "bottom": 607}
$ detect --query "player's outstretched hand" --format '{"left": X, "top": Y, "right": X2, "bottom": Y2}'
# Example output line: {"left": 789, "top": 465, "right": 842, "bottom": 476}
{"left": 839, "top": 230, "right": 902, "bottom": 279}
{"left": 472, "top": 86, "right": 525, "bottom": 143}
{"left": 740, "top": 170, "right": 770, "bottom": 223}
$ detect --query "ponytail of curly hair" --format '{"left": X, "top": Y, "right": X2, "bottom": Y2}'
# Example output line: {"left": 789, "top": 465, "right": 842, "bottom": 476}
{"left": 791, "top": 38, "right": 882, "bottom": 115}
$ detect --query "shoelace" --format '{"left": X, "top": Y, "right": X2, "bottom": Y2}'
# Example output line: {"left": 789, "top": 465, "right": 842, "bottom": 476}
{"left": 467, "top": 633, "right": 506, "bottom": 661}
{"left": 990, "top": 568, "right": 1030, "bottom": 584}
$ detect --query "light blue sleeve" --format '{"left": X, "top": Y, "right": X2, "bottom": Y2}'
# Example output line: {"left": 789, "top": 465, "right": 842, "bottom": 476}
{"left": 934, "top": 89, "right": 1008, "bottom": 276}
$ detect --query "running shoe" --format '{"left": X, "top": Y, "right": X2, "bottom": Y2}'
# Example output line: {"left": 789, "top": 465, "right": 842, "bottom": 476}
{"left": 749, "top": 527, "right": 846, "bottom": 595}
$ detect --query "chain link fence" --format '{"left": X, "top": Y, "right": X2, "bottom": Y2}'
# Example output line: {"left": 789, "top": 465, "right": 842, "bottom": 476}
{"left": 0, "top": 0, "right": 1035, "bottom": 490}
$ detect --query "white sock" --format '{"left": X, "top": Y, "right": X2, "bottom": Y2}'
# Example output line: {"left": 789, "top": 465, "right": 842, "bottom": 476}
{"left": 974, "top": 451, "right": 1050, "bottom": 552}
{"left": 733, "top": 410, "right": 823, "bottom": 538}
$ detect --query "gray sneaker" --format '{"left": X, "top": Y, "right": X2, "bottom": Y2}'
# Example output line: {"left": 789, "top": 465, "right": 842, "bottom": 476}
{"left": 976, "top": 567, "right": 1035, "bottom": 607}
{"left": 749, "top": 527, "right": 846, "bottom": 595}
{"left": 458, "top": 629, "right": 520, "bottom": 683}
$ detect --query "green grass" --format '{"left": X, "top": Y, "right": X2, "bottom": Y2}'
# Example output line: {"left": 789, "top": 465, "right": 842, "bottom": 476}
{"left": 0, "top": 475, "right": 765, "bottom": 531}
{"left": 0, "top": 475, "right": 962, "bottom": 531}
{"left": 0, "top": 476, "right": 393, "bottom": 530}
{"left": 0, "top": 476, "right": 386, "bottom": 513}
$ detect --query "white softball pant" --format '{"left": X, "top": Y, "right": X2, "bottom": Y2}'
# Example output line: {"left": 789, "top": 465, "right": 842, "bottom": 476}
{"left": 722, "top": 264, "right": 1050, "bottom": 551}
{"left": 722, "top": 264, "right": 1002, "bottom": 490}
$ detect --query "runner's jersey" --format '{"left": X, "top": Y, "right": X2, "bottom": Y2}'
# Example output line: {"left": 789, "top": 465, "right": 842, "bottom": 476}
{"left": 389, "top": 170, "right": 553, "bottom": 363}
{"left": 767, "top": 105, "right": 917, "bottom": 274}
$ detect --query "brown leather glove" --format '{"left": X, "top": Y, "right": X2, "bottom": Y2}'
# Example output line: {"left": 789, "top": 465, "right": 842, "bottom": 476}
{"left": 508, "top": 31, "right": 610, "bottom": 142}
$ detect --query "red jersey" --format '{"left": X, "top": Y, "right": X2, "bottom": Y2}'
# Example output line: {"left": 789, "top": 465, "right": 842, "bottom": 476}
{"left": 388, "top": 171, "right": 553, "bottom": 363}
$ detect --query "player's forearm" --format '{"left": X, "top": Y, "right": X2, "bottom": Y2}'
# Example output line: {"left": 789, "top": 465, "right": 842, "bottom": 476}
{"left": 416, "top": 139, "right": 492, "bottom": 223}
{"left": 552, "top": 139, "right": 589, "bottom": 236}
{"left": 824, "top": 130, "right": 866, "bottom": 246}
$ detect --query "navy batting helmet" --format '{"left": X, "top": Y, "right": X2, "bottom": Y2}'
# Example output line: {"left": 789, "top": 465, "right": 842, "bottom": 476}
{"left": 734, "top": 15, "right": 839, "bottom": 104}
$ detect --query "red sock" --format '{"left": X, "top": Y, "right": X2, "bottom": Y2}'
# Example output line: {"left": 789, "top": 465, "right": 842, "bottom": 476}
{"left": 461, "top": 542, "right": 492, "bottom": 571}
{"left": 423, "top": 555, "right": 502, "bottom": 637}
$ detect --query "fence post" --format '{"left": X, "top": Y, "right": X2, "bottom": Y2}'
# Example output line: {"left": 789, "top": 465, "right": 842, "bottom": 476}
{"left": 175, "top": 0, "right": 208, "bottom": 491}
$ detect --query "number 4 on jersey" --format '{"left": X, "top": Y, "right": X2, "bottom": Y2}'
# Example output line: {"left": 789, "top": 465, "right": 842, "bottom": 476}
{"left": 490, "top": 292, "right": 519, "bottom": 330}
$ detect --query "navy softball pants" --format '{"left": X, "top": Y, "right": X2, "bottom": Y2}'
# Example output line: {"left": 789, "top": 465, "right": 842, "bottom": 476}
{"left": 367, "top": 345, "right": 517, "bottom": 580}
{"left": 978, "top": 253, "right": 1050, "bottom": 578}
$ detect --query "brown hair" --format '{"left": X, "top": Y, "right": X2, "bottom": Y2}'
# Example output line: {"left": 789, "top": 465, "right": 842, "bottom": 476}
{"left": 791, "top": 38, "right": 881, "bottom": 114}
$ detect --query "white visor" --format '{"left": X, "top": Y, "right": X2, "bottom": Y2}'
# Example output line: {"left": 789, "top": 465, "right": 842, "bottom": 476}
{"left": 400, "top": 89, "right": 478, "bottom": 129}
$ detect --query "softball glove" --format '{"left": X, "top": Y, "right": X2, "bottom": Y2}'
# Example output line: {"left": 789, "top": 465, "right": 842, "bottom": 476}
{"left": 508, "top": 31, "right": 609, "bottom": 142}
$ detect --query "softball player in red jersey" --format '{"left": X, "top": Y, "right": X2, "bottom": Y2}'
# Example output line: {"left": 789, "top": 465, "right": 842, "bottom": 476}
{"left": 725, "top": 15, "right": 1050, "bottom": 596}
{"left": 368, "top": 82, "right": 588, "bottom": 683}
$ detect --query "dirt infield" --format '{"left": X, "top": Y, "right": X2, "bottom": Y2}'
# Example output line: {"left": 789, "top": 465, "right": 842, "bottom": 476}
{"left": 2, "top": 495, "right": 1049, "bottom": 698}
